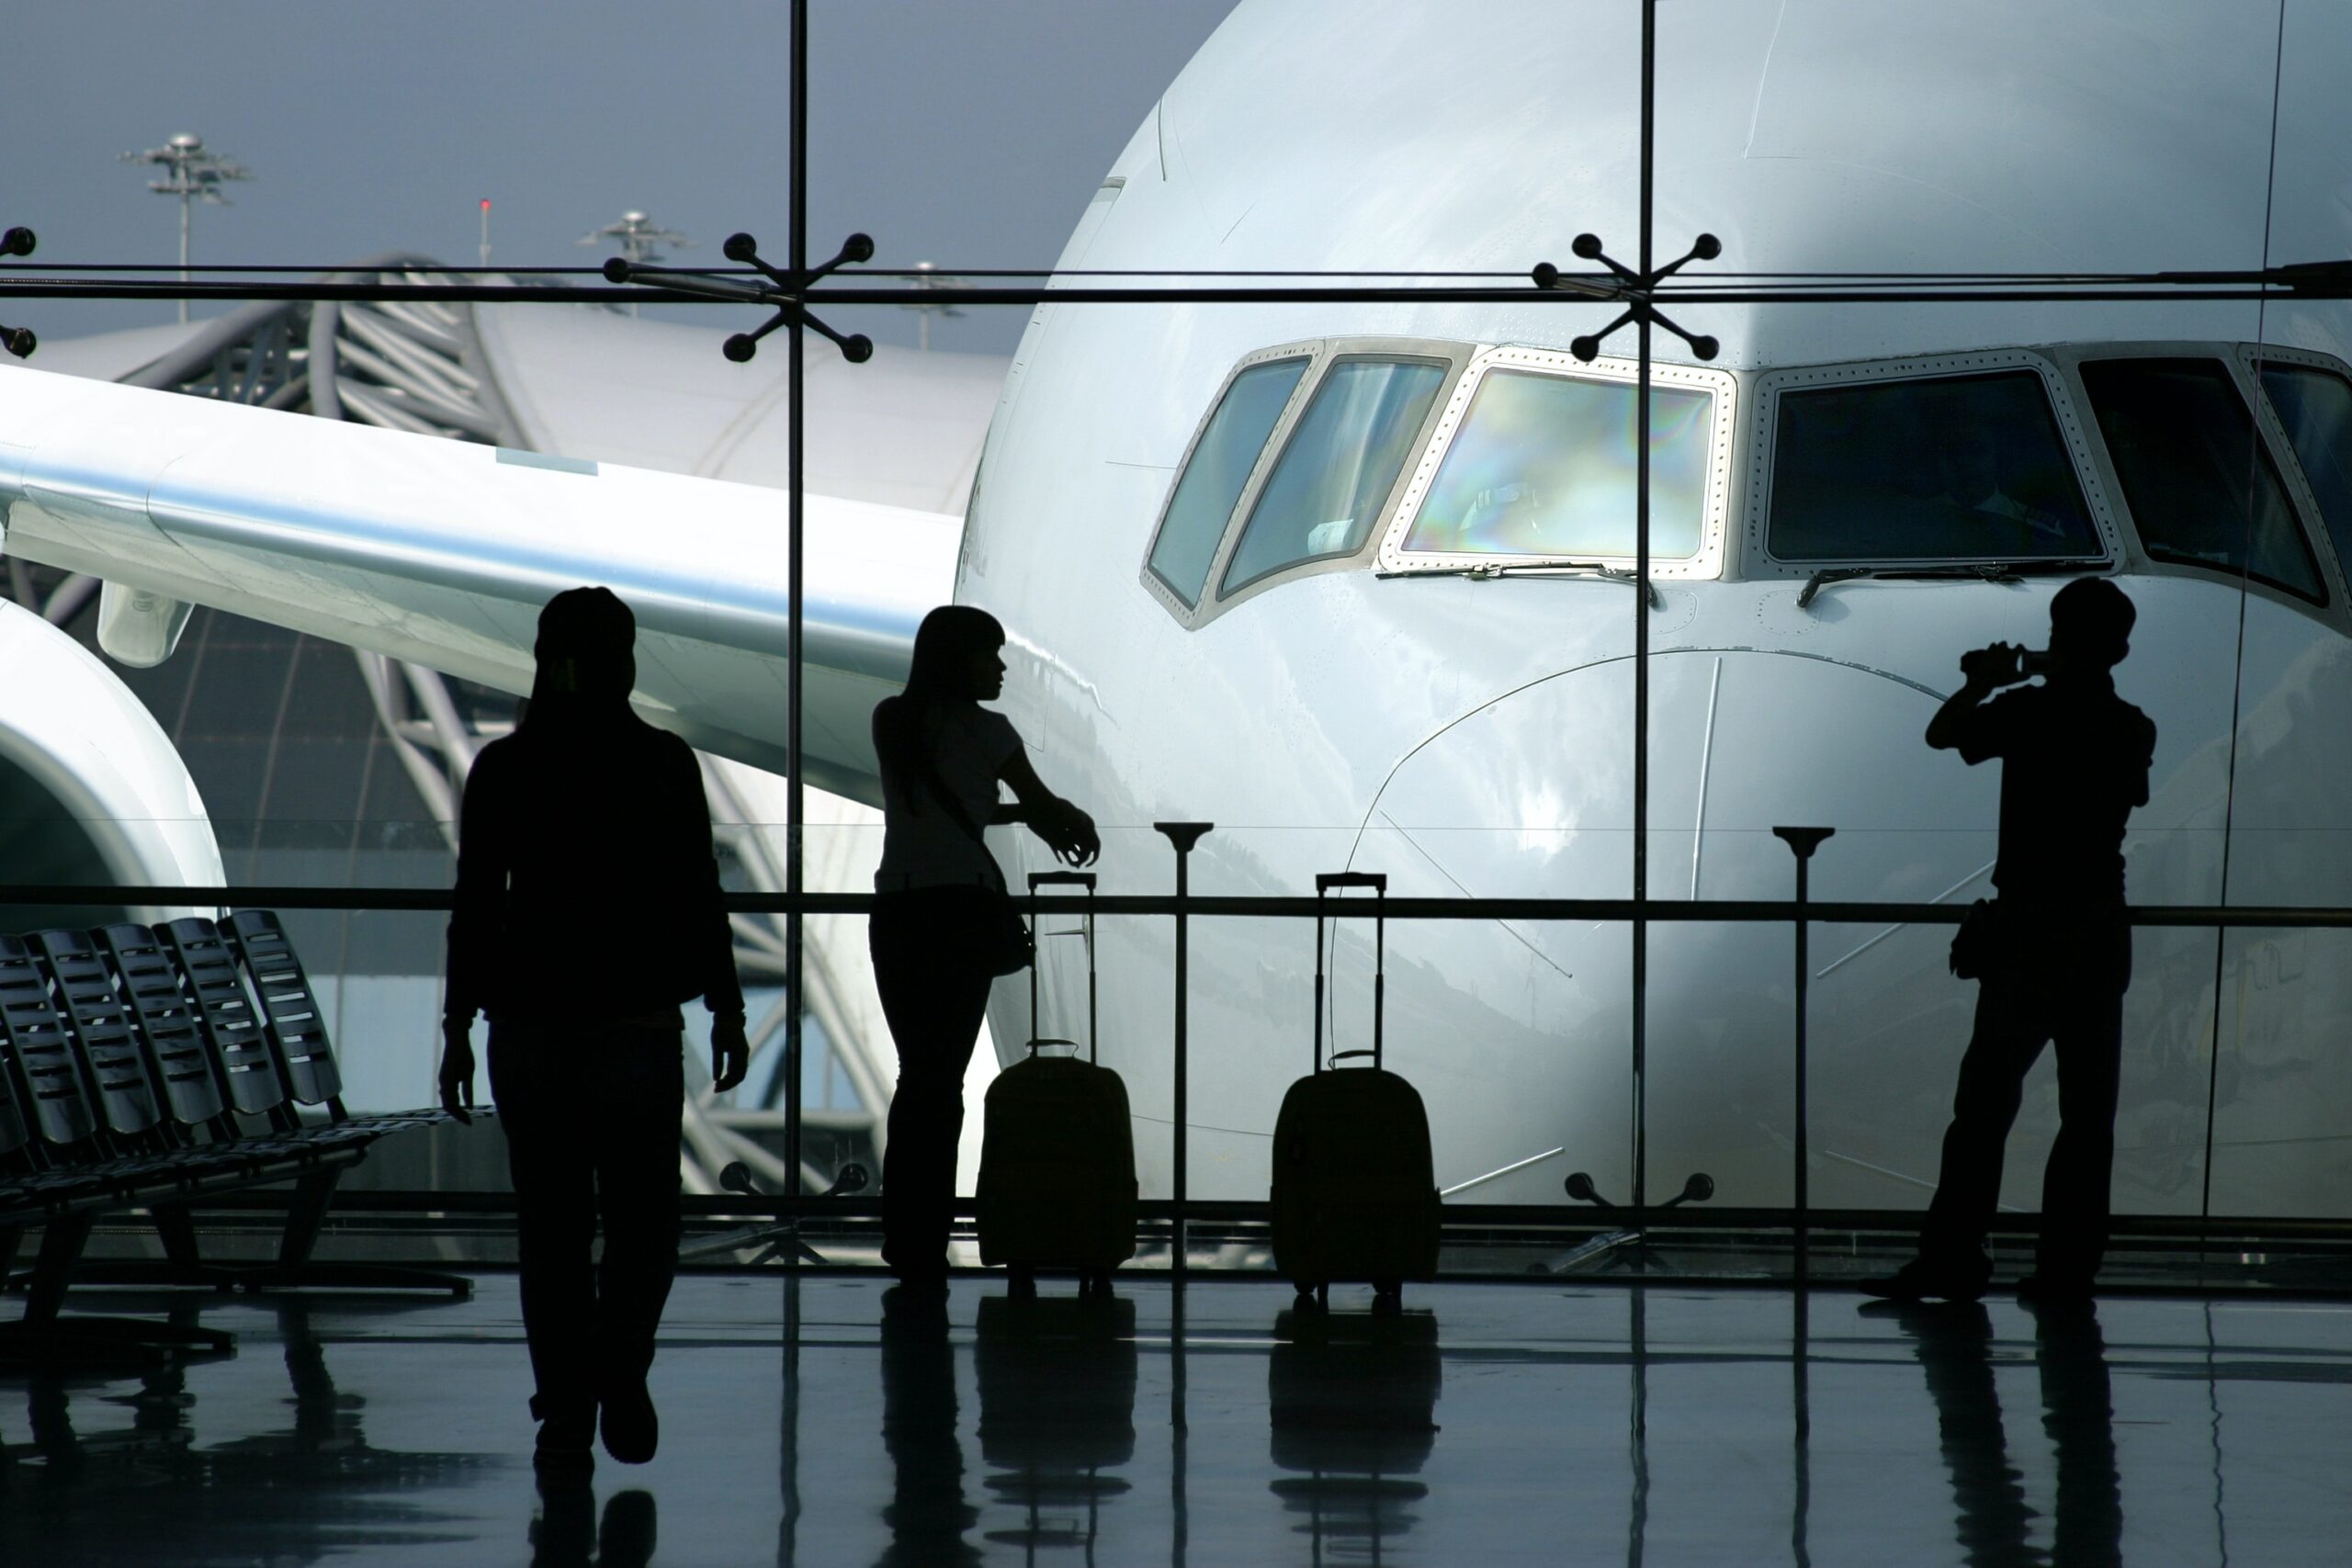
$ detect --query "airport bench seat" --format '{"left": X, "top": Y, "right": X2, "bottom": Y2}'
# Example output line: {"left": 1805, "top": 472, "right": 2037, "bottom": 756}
{"left": 1, "top": 929, "right": 362, "bottom": 1365}
{"left": 2, "top": 911, "right": 480, "bottom": 1359}
{"left": 87, "top": 911, "right": 475, "bottom": 1295}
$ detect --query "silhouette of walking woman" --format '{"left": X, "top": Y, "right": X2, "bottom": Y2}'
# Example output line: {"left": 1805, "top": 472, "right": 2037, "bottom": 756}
{"left": 1865, "top": 577, "right": 2154, "bottom": 1304}
{"left": 439, "top": 586, "right": 749, "bottom": 1472}
{"left": 870, "top": 605, "right": 1098, "bottom": 1286}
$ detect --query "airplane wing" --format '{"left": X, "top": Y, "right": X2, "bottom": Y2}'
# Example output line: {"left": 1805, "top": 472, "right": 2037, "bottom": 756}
{"left": 0, "top": 365, "right": 955, "bottom": 805}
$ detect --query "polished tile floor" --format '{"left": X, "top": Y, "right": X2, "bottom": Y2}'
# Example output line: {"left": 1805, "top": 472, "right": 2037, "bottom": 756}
{"left": 4, "top": 1271, "right": 2349, "bottom": 1565}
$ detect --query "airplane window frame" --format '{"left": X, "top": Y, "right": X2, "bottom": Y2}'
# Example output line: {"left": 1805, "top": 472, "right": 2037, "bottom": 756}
{"left": 1138, "top": 340, "right": 1324, "bottom": 622}
{"left": 2067, "top": 347, "right": 2332, "bottom": 611}
{"left": 2236, "top": 342, "right": 2352, "bottom": 609}
{"left": 1745, "top": 348, "right": 2121, "bottom": 580}
{"left": 1377, "top": 345, "right": 1737, "bottom": 581}
{"left": 1218, "top": 352, "right": 1456, "bottom": 600}
{"left": 1143, "top": 337, "right": 1476, "bottom": 629}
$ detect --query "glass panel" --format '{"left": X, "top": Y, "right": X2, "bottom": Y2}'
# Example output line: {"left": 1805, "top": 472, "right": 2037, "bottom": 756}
{"left": 1146, "top": 357, "right": 1309, "bottom": 606}
{"left": 1221, "top": 357, "right": 1447, "bottom": 593}
{"left": 2258, "top": 363, "right": 2352, "bottom": 575}
{"left": 1403, "top": 370, "right": 1714, "bottom": 559}
{"left": 1766, "top": 370, "right": 2100, "bottom": 562}
{"left": 2079, "top": 357, "right": 2323, "bottom": 602}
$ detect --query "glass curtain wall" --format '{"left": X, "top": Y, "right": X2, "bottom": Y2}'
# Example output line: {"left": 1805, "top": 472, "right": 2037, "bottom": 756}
{"left": 5, "top": 1, "right": 2351, "bottom": 1237}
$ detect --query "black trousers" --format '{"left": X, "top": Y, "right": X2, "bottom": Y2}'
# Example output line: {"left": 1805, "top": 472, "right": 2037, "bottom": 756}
{"left": 490, "top": 1018, "right": 684, "bottom": 1421}
{"left": 1923, "top": 919, "right": 2130, "bottom": 1280}
{"left": 869, "top": 887, "right": 998, "bottom": 1277}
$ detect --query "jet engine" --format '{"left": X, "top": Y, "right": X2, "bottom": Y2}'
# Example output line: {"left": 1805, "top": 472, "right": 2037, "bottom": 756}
{"left": 0, "top": 592, "right": 224, "bottom": 927}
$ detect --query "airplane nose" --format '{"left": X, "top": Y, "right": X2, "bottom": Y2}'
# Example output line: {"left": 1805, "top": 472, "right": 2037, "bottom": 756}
{"left": 1346, "top": 650, "right": 1999, "bottom": 1209}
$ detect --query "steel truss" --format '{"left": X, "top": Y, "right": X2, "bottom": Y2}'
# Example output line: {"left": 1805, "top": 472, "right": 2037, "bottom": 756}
{"left": 0, "top": 257, "right": 885, "bottom": 1199}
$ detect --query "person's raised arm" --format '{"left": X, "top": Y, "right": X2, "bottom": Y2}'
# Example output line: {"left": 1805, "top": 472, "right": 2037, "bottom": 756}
{"left": 1001, "top": 748, "right": 1100, "bottom": 867}
{"left": 1927, "top": 642, "right": 2023, "bottom": 754}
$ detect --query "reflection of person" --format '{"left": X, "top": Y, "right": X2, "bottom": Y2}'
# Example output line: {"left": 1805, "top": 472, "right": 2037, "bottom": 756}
{"left": 1866, "top": 580, "right": 2154, "bottom": 1304}
{"left": 439, "top": 586, "right": 749, "bottom": 1472}
{"left": 876, "top": 1284, "right": 981, "bottom": 1567}
{"left": 1865, "top": 1298, "right": 2121, "bottom": 1568}
{"left": 869, "top": 605, "right": 1098, "bottom": 1286}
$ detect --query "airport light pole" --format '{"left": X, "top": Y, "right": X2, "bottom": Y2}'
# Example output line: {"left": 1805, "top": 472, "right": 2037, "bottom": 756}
{"left": 121, "top": 133, "right": 252, "bottom": 324}
{"left": 578, "top": 211, "right": 695, "bottom": 317}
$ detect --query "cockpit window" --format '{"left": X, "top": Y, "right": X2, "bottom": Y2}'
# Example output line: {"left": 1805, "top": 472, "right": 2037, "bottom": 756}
{"left": 2081, "top": 357, "right": 2323, "bottom": 604}
{"left": 2257, "top": 363, "right": 2352, "bottom": 578}
{"left": 1147, "top": 356, "right": 1308, "bottom": 607}
{"left": 1219, "top": 356, "right": 1447, "bottom": 595}
{"left": 1401, "top": 370, "right": 1714, "bottom": 559}
{"left": 1765, "top": 371, "right": 2100, "bottom": 563}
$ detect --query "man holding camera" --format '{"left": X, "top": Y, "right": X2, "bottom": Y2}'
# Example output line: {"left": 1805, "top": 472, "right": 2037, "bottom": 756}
{"left": 1863, "top": 577, "right": 2156, "bottom": 1304}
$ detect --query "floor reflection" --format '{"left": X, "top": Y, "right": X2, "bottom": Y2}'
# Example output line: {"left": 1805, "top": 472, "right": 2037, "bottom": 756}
{"left": 1267, "top": 1305, "right": 1442, "bottom": 1561}
{"left": 1869, "top": 1298, "right": 2123, "bottom": 1568}
{"left": 10, "top": 1274, "right": 2352, "bottom": 1562}
{"left": 0, "top": 1298, "right": 494, "bottom": 1568}
{"left": 2030, "top": 1302, "right": 2124, "bottom": 1568}
{"left": 874, "top": 1284, "right": 980, "bottom": 1567}
{"left": 975, "top": 1291, "right": 1138, "bottom": 1558}
{"left": 529, "top": 1477, "right": 656, "bottom": 1568}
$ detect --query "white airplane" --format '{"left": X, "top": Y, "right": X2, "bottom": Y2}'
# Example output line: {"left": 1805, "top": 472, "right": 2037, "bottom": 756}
{"left": 4, "top": 0, "right": 2350, "bottom": 1223}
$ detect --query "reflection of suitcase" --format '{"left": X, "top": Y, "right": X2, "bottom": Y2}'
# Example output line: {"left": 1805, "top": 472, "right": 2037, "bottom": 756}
{"left": 976, "top": 872, "right": 1136, "bottom": 1295}
{"left": 1270, "top": 1304, "right": 1442, "bottom": 1551}
{"left": 978, "top": 1292, "right": 1137, "bottom": 1554}
{"left": 977, "top": 1293, "right": 1138, "bottom": 1473}
{"left": 1270, "top": 872, "right": 1441, "bottom": 1305}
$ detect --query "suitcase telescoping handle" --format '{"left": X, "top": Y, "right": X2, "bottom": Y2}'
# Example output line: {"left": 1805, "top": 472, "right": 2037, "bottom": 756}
{"left": 1312, "top": 871, "right": 1386, "bottom": 1074}
{"left": 1027, "top": 870, "right": 1099, "bottom": 1063}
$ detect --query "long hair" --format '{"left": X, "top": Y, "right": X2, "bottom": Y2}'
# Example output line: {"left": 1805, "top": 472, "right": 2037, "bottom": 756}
{"left": 901, "top": 604, "right": 1004, "bottom": 705}
{"left": 526, "top": 585, "right": 637, "bottom": 732}
{"left": 878, "top": 604, "right": 1004, "bottom": 801}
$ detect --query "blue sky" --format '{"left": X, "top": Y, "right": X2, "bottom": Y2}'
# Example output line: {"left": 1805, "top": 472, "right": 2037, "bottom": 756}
{"left": 3, "top": 1, "right": 1238, "bottom": 352}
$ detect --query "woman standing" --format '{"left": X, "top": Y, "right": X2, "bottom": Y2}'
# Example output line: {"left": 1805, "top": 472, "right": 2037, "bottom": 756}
{"left": 870, "top": 605, "right": 1099, "bottom": 1286}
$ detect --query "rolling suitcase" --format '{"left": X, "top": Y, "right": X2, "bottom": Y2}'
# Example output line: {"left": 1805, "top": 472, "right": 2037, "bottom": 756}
{"left": 976, "top": 871, "right": 1137, "bottom": 1295}
{"left": 1270, "top": 872, "right": 1441, "bottom": 1306}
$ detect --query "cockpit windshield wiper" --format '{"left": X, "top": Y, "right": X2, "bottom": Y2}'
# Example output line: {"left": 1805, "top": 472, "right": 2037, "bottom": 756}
{"left": 1795, "top": 558, "right": 2105, "bottom": 610}
{"left": 1385, "top": 559, "right": 1664, "bottom": 606}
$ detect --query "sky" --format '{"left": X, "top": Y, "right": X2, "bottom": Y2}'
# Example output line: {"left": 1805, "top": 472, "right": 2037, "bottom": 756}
{"left": 2, "top": 1, "right": 1240, "bottom": 354}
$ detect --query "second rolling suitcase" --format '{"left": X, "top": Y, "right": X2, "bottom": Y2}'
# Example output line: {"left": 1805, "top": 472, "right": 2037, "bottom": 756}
{"left": 976, "top": 871, "right": 1137, "bottom": 1295}
{"left": 1270, "top": 872, "right": 1441, "bottom": 1305}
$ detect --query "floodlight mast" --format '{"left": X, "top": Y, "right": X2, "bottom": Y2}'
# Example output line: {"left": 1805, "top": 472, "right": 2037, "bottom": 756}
{"left": 119, "top": 132, "right": 253, "bottom": 324}
{"left": 578, "top": 210, "right": 695, "bottom": 316}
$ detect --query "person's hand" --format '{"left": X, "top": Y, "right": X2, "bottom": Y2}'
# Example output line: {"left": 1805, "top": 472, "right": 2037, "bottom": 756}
{"left": 438, "top": 1019, "right": 476, "bottom": 1125}
{"left": 712, "top": 1015, "right": 751, "bottom": 1093}
{"left": 1958, "top": 642, "right": 2025, "bottom": 691}
{"left": 1039, "top": 800, "right": 1100, "bottom": 867}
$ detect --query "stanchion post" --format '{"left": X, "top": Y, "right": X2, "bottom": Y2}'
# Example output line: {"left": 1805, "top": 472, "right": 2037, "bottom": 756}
{"left": 1153, "top": 823, "right": 1212, "bottom": 1281}
{"left": 1772, "top": 827, "right": 1833, "bottom": 1291}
